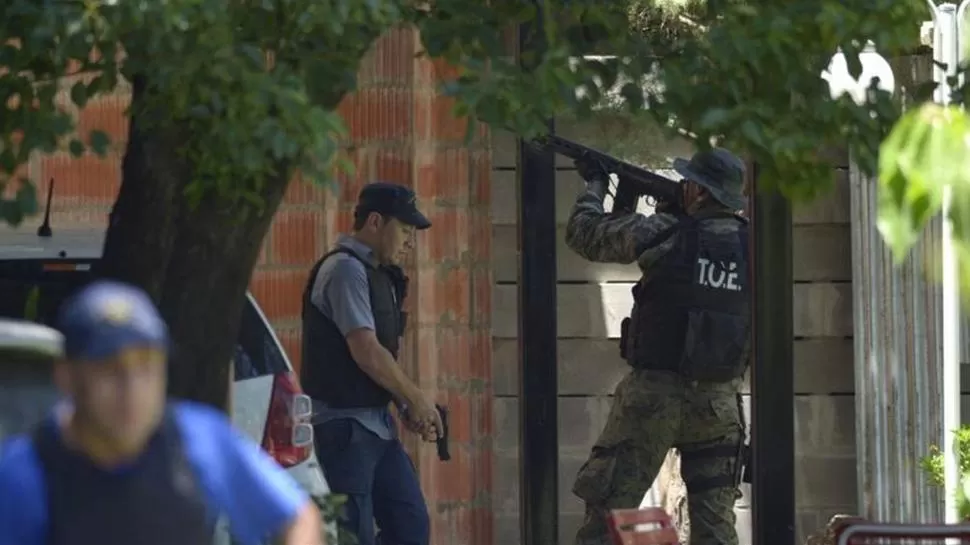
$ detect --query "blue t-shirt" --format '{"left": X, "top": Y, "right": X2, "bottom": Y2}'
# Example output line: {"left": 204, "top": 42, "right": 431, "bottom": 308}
{"left": 0, "top": 401, "right": 309, "bottom": 545}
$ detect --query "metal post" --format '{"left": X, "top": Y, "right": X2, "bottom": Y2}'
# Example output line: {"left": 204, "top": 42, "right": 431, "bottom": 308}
{"left": 850, "top": 148, "right": 945, "bottom": 524}
{"left": 750, "top": 164, "right": 796, "bottom": 545}
{"left": 849, "top": 5, "right": 969, "bottom": 525}
{"left": 516, "top": 9, "right": 559, "bottom": 545}
{"left": 931, "top": 1, "right": 964, "bottom": 524}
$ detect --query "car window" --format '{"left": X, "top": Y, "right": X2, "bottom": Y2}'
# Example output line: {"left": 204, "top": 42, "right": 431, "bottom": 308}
{"left": 0, "top": 260, "right": 94, "bottom": 326}
{"left": 0, "top": 258, "right": 286, "bottom": 384}
{"left": 0, "top": 262, "right": 88, "bottom": 441}
{"left": 0, "top": 347, "right": 60, "bottom": 441}
{"left": 233, "top": 298, "right": 288, "bottom": 380}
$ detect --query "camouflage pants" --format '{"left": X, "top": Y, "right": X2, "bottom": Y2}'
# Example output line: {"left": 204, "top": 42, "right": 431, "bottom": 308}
{"left": 573, "top": 369, "right": 743, "bottom": 545}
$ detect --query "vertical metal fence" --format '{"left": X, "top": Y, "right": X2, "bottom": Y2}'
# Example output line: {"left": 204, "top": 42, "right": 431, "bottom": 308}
{"left": 850, "top": 164, "right": 945, "bottom": 522}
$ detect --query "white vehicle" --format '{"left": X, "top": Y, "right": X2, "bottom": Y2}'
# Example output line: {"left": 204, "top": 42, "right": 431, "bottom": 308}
{"left": 0, "top": 319, "right": 65, "bottom": 442}
{"left": 0, "top": 227, "right": 329, "bottom": 541}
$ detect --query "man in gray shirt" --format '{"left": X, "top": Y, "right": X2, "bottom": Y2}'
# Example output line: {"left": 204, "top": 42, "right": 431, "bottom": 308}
{"left": 300, "top": 182, "right": 440, "bottom": 545}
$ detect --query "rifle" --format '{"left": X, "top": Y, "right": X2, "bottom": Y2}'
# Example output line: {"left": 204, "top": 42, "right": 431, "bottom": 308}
{"left": 535, "top": 135, "right": 683, "bottom": 215}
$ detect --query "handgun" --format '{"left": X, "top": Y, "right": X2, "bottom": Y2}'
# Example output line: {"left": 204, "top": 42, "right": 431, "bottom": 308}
{"left": 435, "top": 404, "right": 451, "bottom": 461}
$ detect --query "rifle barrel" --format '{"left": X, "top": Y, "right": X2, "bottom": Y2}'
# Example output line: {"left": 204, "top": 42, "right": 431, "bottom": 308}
{"left": 536, "top": 135, "right": 681, "bottom": 203}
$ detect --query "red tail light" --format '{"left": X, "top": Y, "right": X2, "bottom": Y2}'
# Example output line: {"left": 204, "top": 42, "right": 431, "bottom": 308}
{"left": 261, "top": 372, "right": 314, "bottom": 468}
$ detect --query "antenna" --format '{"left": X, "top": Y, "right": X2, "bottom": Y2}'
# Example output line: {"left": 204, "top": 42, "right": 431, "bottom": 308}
{"left": 37, "top": 177, "right": 54, "bottom": 238}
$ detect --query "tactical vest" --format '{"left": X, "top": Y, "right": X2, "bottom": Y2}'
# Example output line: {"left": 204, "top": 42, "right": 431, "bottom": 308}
{"left": 301, "top": 247, "right": 407, "bottom": 409}
{"left": 32, "top": 410, "right": 213, "bottom": 545}
{"left": 623, "top": 212, "right": 750, "bottom": 382}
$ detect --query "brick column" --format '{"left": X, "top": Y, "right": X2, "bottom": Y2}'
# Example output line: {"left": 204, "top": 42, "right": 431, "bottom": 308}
{"left": 411, "top": 51, "right": 493, "bottom": 545}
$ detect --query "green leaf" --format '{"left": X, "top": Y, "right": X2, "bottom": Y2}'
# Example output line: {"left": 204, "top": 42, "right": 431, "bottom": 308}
{"left": 68, "top": 139, "right": 85, "bottom": 158}
{"left": 913, "top": 80, "right": 939, "bottom": 104}
{"left": 588, "top": 58, "right": 621, "bottom": 91}
{"left": 619, "top": 82, "right": 644, "bottom": 111}
{"left": 89, "top": 130, "right": 111, "bottom": 156}
{"left": 70, "top": 81, "right": 89, "bottom": 109}
{"left": 23, "top": 285, "right": 39, "bottom": 322}
{"left": 463, "top": 116, "right": 477, "bottom": 145}
{"left": 86, "top": 74, "right": 107, "bottom": 95}
{"left": 0, "top": 149, "right": 16, "bottom": 174}
{"left": 0, "top": 199, "right": 25, "bottom": 226}
{"left": 958, "top": 241, "right": 970, "bottom": 309}
{"left": 699, "top": 108, "right": 732, "bottom": 131}
{"left": 876, "top": 170, "right": 924, "bottom": 262}
{"left": 15, "top": 180, "right": 37, "bottom": 216}
{"left": 877, "top": 104, "right": 970, "bottom": 263}
{"left": 740, "top": 120, "right": 767, "bottom": 150}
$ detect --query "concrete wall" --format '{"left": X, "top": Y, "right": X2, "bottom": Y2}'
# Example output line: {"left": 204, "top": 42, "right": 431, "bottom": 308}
{"left": 488, "top": 118, "right": 857, "bottom": 544}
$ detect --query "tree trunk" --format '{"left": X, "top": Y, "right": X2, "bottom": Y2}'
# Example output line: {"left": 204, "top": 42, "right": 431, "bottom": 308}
{"left": 156, "top": 177, "right": 288, "bottom": 407}
{"left": 100, "top": 77, "right": 292, "bottom": 409}
{"left": 99, "top": 75, "right": 186, "bottom": 298}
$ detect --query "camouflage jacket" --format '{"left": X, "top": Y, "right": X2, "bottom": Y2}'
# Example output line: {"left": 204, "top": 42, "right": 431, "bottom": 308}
{"left": 564, "top": 186, "right": 746, "bottom": 278}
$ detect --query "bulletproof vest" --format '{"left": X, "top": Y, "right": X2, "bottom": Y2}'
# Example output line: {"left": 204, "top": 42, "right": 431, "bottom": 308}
{"left": 624, "top": 211, "right": 750, "bottom": 382}
{"left": 32, "top": 410, "right": 213, "bottom": 545}
{"left": 301, "top": 247, "right": 407, "bottom": 409}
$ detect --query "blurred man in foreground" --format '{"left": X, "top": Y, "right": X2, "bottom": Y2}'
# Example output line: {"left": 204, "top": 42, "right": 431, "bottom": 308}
{"left": 0, "top": 280, "right": 322, "bottom": 545}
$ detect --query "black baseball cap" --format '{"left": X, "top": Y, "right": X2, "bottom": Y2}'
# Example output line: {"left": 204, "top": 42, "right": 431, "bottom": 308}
{"left": 354, "top": 182, "right": 431, "bottom": 230}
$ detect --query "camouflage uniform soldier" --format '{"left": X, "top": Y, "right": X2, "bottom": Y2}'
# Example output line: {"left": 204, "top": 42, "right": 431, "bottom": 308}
{"left": 566, "top": 148, "right": 751, "bottom": 545}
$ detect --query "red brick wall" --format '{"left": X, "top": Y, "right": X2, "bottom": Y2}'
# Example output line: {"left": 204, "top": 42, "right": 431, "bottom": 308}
{"left": 17, "top": 28, "right": 494, "bottom": 545}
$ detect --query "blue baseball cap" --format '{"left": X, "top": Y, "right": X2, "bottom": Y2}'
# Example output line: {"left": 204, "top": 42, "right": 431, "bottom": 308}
{"left": 56, "top": 280, "right": 169, "bottom": 362}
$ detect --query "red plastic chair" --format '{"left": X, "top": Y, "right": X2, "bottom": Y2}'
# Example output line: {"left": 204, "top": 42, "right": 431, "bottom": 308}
{"left": 607, "top": 507, "right": 680, "bottom": 545}
{"left": 834, "top": 521, "right": 970, "bottom": 544}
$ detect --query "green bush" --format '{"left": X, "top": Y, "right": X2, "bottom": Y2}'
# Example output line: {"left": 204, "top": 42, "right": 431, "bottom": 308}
{"left": 920, "top": 426, "right": 970, "bottom": 520}
{"left": 315, "top": 494, "right": 357, "bottom": 545}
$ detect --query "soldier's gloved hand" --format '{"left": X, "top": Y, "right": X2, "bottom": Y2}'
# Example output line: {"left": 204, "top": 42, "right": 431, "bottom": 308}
{"left": 655, "top": 198, "right": 676, "bottom": 214}
{"left": 574, "top": 158, "right": 609, "bottom": 200}
{"left": 574, "top": 157, "right": 608, "bottom": 183}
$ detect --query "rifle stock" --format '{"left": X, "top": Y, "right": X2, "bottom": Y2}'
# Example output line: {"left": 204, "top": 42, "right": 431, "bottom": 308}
{"left": 535, "top": 135, "right": 682, "bottom": 215}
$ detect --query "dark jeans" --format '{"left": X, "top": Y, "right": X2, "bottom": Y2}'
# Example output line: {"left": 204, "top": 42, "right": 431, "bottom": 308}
{"left": 314, "top": 419, "right": 430, "bottom": 545}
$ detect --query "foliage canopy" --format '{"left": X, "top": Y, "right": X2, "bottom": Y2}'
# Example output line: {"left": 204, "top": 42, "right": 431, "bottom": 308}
{"left": 3, "top": 0, "right": 970, "bottom": 402}
{"left": 0, "top": 0, "right": 929, "bottom": 210}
